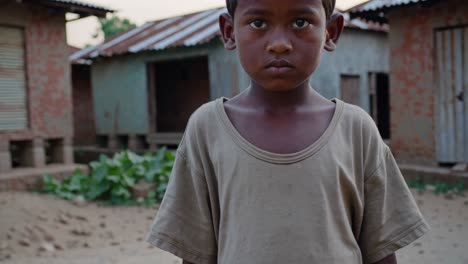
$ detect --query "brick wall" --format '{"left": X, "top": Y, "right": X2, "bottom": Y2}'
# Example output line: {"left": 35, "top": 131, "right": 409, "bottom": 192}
{"left": 388, "top": 0, "right": 468, "bottom": 165}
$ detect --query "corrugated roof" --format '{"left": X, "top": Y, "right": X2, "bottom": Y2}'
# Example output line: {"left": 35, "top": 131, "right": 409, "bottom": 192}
{"left": 350, "top": 0, "right": 439, "bottom": 23}
{"left": 72, "top": 7, "right": 227, "bottom": 60}
{"left": 26, "top": 0, "right": 113, "bottom": 17}
{"left": 46, "top": 0, "right": 113, "bottom": 12}
{"left": 71, "top": 7, "right": 387, "bottom": 62}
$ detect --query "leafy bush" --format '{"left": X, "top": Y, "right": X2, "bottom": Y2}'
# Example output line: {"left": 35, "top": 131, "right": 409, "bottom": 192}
{"left": 42, "top": 148, "right": 175, "bottom": 205}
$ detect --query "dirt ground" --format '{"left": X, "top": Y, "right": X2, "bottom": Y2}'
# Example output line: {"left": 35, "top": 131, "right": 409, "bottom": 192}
{"left": 0, "top": 190, "right": 467, "bottom": 264}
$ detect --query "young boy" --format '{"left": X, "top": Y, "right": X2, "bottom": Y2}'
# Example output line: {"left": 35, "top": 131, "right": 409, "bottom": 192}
{"left": 147, "top": 0, "right": 429, "bottom": 263}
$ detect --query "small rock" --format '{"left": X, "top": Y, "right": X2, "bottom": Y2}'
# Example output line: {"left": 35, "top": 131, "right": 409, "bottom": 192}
{"left": 146, "top": 216, "right": 153, "bottom": 221}
{"left": 413, "top": 242, "right": 422, "bottom": 247}
{"left": 82, "top": 242, "right": 91, "bottom": 248}
{"left": 73, "top": 195, "right": 87, "bottom": 207}
{"left": 54, "top": 243, "right": 64, "bottom": 251}
{"left": 99, "top": 222, "right": 106, "bottom": 228}
{"left": 464, "top": 201, "right": 468, "bottom": 206}
{"left": 75, "top": 215, "right": 88, "bottom": 222}
{"left": 137, "top": 237, "right": 143, "bottom": 242}
{"left": 418, "top": 250, "right": 424, "bottom": 255}
{"left": 6, "top": 234, "right": 12, "bottom": 240}
{"left": 110, "top": 241, "right": 120, "bottom": 246}
{"left": 39, "top": 242, "right": 55, "bottom": 252}
{"left": 100, "top": 214, "right": 106, "bottom": 219}
{"left": 19, "top": 239, "right": 30, "bottom": 247}
{"left": 57, "top": 214, "right": 69, "bottom": 225}
{"left": 70, "top": 228, "right": 92, "bottom": 236}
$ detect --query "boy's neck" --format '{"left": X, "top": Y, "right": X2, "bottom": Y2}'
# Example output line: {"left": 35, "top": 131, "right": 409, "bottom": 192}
{"left": 244, "top": 81, "right": 326, "bottom": 112}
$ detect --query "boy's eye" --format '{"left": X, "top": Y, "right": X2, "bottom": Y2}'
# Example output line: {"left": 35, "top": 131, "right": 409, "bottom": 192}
{"left": 292, "top": 19, "right": 310, "bottom": 29}
{"left": 249, "top": 20, "right": 267, "bottom": 29}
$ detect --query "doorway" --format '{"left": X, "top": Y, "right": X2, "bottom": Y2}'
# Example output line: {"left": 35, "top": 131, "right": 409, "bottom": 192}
{"left": 148, "top": 56, "right": 211, "bottom": 133}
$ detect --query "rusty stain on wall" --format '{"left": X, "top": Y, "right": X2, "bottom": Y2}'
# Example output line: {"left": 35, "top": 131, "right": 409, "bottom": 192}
{"left": 25, "top": 7, "right": 73, "bottom": 138}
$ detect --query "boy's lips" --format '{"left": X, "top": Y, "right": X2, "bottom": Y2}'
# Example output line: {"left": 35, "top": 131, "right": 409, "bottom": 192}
{"left": 265, "top": 59, "right": 294, "bottom": 74}
{"left": 265, "top": 59, "right": 294, "bottom": 68}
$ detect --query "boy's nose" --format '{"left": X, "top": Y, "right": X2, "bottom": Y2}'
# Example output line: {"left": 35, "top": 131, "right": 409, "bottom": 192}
{"left": 266, "top": 29, "right": 293, "bottom": 54}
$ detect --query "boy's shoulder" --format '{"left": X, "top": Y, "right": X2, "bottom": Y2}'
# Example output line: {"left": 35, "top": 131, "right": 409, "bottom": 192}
{"left": 186, "top": 99, "right": 220, "bottom": 130}
{"left": 338, "top": 99, "right": 383, "bottom": 138}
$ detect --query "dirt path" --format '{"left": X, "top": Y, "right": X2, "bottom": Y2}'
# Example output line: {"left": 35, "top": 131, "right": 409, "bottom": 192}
{"left": 0, "top": 190, "right": 467, "bottom": 264}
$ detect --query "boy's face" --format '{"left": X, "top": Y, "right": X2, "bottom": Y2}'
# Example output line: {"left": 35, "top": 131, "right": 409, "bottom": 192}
{"left": 220, "top": 0, "right": 342, "bottom": 92}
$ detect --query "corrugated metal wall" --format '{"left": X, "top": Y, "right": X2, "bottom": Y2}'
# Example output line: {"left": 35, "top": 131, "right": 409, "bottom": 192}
{"left": 435, "top": 26, "right": 468, "bottom": 163}
{"left": 0, "top": 26, "right": 28, "bottom": 130}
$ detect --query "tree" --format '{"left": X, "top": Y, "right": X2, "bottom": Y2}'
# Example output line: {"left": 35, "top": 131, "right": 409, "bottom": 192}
{"left": 93, "top": 15, "right": 136, "bottom": 40}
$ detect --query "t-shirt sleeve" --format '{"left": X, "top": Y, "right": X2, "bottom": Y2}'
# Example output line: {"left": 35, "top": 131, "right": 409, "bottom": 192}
{"left": 359, "top": 145, "right": 430, "bottom": 264}
{"left": 146, "top": 136, "right": 217, "bottom": 264}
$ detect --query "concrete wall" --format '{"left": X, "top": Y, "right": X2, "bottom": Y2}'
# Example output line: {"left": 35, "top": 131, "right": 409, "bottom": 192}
{"left": 91, "top": 40, "right": 248, "bottom": 135}
{"left": 0, "top": 1, "right": 73, "bottom": 140}
{"left": 311, "top": 28, "right": 389, "bottom": 112}
{"left": 388, "top": 0, "right": 468, "bottom": 165}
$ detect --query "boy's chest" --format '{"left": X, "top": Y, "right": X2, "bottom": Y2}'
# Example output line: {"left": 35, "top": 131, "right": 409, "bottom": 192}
{"left": 224, "top": 107, "right": 334, "bottom": 154}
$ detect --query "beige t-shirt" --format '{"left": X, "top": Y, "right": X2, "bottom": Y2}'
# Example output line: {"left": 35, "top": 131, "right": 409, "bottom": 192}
{"left": 147, "top": 98, "right": 429, "bottom": 264}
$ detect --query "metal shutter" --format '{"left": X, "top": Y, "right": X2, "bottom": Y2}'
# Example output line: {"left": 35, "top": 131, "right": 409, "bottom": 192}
{"left": 0, "top": 26, "right": 28, "bottom": 130}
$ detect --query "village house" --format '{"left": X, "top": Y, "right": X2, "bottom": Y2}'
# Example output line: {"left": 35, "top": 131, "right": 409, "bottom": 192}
{"left": 71, "top": 7, "right": 390, "bottom": 153}
{"left": 351, "top": 0, "right": 468, "bottom": 178}
{"left": 0, "top": 0, "right": 112, "bottom": 186}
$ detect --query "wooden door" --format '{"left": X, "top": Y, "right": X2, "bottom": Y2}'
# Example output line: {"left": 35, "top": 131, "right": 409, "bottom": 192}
{"left": 340, "top": 74, "right": 360, "bottom": 105}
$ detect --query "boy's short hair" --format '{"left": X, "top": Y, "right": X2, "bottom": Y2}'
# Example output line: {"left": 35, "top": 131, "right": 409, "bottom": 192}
{"left": 226, "top": 0, "right": 336, "bottom": 19}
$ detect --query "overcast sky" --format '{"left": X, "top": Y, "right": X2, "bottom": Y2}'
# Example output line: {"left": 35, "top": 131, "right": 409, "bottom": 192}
{"left": 67, "top": 0, "right": 368, "bottom": 48}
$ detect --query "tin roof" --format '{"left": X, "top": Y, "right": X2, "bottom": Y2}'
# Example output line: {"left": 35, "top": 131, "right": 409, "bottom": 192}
{"left": 350, "top": 0, "right": 439, "bottom": 23}
{"left": 25, "top": 0, "right": 113, "bottom": 18}
{"left": 71, "top": 7, "right": 388, "bottom": 62}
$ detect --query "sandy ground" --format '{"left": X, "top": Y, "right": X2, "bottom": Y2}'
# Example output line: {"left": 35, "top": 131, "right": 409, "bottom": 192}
{"left": 0, "top": 190, "right": 467, "bottom": 264}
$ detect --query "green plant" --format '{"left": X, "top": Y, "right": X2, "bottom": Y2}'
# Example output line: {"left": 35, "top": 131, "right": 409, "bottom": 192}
{"left": 93, "top": 15, "right": 136, "bottom": 40}
{"left": 42, "top": 148, "right": 175, "bottom": 205}
{"left": 407, "top": 176, "right": 427, "bottom": 193}
{"left": 407, "top": 177, "right": 466, "bottom": 195}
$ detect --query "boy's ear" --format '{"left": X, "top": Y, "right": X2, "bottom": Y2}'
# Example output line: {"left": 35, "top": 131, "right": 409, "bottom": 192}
{"left": 324, "top": 12, "right": 344, "bottom": 52}
{"left": 219, "top": 13, "right": 236, "bottom": 50}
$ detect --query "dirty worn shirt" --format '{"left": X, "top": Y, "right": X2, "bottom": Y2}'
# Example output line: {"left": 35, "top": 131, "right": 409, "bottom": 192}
{"left": 147, "top": 98, "right": 429, "bottom": 264}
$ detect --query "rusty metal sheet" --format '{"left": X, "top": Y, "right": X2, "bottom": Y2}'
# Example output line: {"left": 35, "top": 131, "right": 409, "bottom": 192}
{"left": 436, "top": 27, "right": 468, "bottom": 163}
{"left": 349, "top": 0, "right": 439, "bottom": 23}
{"left": 0, "top": 26, "right": 28, "bottom": 131}
{"left": 353, "top": 0, "right": 432, "bottom": 12}
{"left": 464, "top": 27, "right": 468, "bottom": 162}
